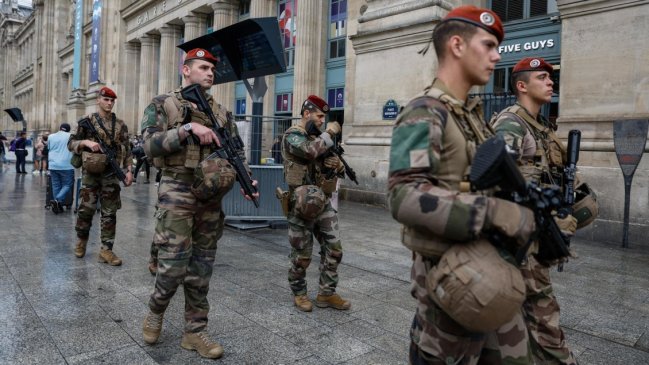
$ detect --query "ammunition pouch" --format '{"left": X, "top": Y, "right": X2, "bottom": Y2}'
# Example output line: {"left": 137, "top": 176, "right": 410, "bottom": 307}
{"left": 275, "top": 187, "right": 290, "bottom": 217}
{"left": 401, "top": 226, "right": 451, "bottom": 258}
{"left": 318, "top": 175, "right": 338, "bottom": 195}
{"left": 426, "top": 239, "right": 526, "bottom": 333}
{"left": 285, "top": 160, "right": 308, "bottom": 186}
{"left": 82, "top": 151, "right": 107, "bottom": 174}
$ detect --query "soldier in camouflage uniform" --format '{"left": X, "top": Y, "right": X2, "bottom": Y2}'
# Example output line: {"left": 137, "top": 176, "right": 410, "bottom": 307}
{"left": 68, "top": 86, "right": 133, "bottom": 266}
{"left": 491, "top": 57, "right": 591, "bottom": 365}
{"left": 388, "top": 6, "right": 537, "bottom": 364}
{"left": 282, "top": 95, "right": 351, "bottom": 313}
{"left": 140, "top": 48, "right": 258, "bottom": 359}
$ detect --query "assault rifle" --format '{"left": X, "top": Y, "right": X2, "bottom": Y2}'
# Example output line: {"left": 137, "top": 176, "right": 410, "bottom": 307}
{"left": 180, "top": 83, "right": 259, "bottom": 207}
{"left": 306, "top": 120, "right": 358, "bottom": 184}
{"left": 78, "top": 117, "right": 127, "bottom": 185}
{"left": 556, "top": 129, "right": 581, "bottom": 271}
{"left": 324, "top": 120, "right": 358, "bottom": 184}
{"left": 470, "top": 136, "right": 571, "bottom": 265}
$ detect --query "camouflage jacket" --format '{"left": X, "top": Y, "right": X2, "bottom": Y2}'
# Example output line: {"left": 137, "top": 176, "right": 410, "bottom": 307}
{"left": 387, "top": 79, "right": 497, "bottom": 256}
{"left": 281, "top": 123, "right": 335, "bottom": 188}
{"left": 141, "top": 87, "right": 248, "bottom": 174}
{"left": 491, "top": 103, "right": 566, "bottom": 184}
{"left": 68, "top": 112, "right": 131, "bottom": 169}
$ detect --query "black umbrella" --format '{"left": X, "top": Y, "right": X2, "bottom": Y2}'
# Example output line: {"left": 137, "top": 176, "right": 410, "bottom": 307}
{"left": 4, "top": 108, "right": 24, "bottom": 122}
{"left": 177, "top": 17, "right": 287, "bottom": 84}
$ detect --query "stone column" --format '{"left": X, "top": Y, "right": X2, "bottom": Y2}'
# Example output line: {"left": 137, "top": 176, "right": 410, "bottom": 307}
{"left": 292, "top": 0, "right": 327, "bottom": 117}
{"left": 211, "top": 1, "right": 238, "bottom": 111}
{"left": 138, "top": 35, "right": 158, "bottom": 119}
{"left": 158, "top": 25, "right": 180, "bottom": 94}
{"left": 342, "top": 0, "right": 451, "bottom": 205}
{"left": 124, "top": 41, "right": 141, "bottom": 129}
{"left": 183, "top": 14, "right": 203, "bottom": 42}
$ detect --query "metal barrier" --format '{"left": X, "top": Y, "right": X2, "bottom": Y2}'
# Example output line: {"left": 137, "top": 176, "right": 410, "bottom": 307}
{"left": 469, "top": 92, "right": 551, "bottom": 121}
{"left": 222, "top": 164, "right": 288, "bottom": 229}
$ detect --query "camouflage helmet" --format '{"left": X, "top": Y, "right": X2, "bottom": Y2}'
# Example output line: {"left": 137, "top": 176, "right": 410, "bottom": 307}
{"left": 292, "top": 185, "right": 327, "bottom": 221}
{"left": 191, "top": 156, "right": 236, "bottom": 201}
{"left": 426, "top": 239, "right": 526, "bottom": 333}
{"left": 573, "top": 180, "right": 598, "bottom": 229}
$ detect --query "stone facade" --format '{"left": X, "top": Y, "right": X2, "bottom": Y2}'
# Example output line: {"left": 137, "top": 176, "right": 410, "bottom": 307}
{"left": 557, "top": 0, "right": 649, "bottom": 246}
{"left": 1, "top": 0, "right": 648, "bottom": 246}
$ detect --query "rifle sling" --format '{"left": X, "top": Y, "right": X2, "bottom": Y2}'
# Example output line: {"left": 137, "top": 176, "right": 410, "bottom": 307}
{"left": 92, "top": 113, "right": 117, "bottom": 147}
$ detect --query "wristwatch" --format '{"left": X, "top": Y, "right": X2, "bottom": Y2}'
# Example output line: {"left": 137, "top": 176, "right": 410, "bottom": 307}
{"left": 183, "top": 123, "right": 193, "bottom": 135}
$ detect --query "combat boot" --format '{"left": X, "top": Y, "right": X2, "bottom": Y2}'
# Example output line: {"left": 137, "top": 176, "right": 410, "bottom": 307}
{"left": 148, "top": 257, "right": 158, "bottom": 276}
{"left": 181, "top": 331, "right": 224, "bottom": 359}
{"left": 98, "top": 249, "right": 122, "bottom": 266}
{"left": 74, "top": 238, "right": 88, "bottom": 258}
{"left": 293, "top": 294, "right": 313, "bottom": 312}
{"left": 315, "top": 293, "right": 351, "bottom": 310}
{"left": 142, "top": 311, "right": 164, "bottom": 344}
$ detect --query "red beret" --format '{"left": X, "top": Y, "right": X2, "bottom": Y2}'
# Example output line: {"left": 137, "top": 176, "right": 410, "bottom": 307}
{"left": 99, "top": 86, "right": 117, "bottom": 99}
{"left": 184, "top": 48, "right": 219, "bottom": 65}
{"left": 302, "top": 95, "right": 330, "bottom": 114}
{"left": 442, "top": 6, "right": 504, "bottom": 44}
{"left": 512, "top": 57, "right": 554, "bottom": 74}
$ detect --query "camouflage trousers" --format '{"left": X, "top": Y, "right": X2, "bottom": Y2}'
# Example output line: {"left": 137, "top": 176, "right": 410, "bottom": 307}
{"left": 148, "top": 175, "right": 225, "bottom": 333}
{"left": 75, "top": 172, "right": 121, "bottom": 250}
{"left": 409, "top": 252, "right": 532, "bottom": 365}
{"left": 521, "top": 255, "right": 577, "bottom": 365}
{"left": 287, "top": 200, "right": 343, "bottom": 296}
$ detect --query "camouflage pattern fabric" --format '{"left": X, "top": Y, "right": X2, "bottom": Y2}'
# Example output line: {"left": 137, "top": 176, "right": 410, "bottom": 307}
{"left": 142, "top": 89, "right": 247, "bottom": 333}
{"left": 388, "top": 80, "right": 531, "bottom": 364}
{"left": 68, "top": 113, "right": 131, "bottom": 167}
{"left": 75, "top": 174, "right": 121, "bottom": 250}
{"left": 287, "top": 201, "right": 342, "bottom": 296}
{"left": 191, "top": 156, "right": 235, "bottom": 201}
{"left": 493, "top": 105, "right": 577, "bottom": 365}
{"left": 521, "top": 256, "right": 577, "bottom": 365}
{"left": 282, "top": 122, "right": 344, "bottom": 296}
{"left": 148, "top": 176, "right": 224, "bottom": 333}
{"left": 69, "top": 113, "right": 131, "bottom": 251}
{"left": 141, "top": 88, "right": 245, "bottom": 173}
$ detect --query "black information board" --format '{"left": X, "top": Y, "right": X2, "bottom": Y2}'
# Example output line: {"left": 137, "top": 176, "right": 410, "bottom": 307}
{"left": 178, "top": 17, "right": 286, "bottom": 85}
{"left": 613, "top": 119, "right": 648, "bottom": 248}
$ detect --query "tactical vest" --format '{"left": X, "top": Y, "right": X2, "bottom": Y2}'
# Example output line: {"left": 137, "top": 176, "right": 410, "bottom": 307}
{"left": 153, "top": 90, "right": 229, "bottom": 171}
{"left": 401, "top": 86, "right": 494, "bottom": 257}
{"left": 281, "top": 124, "right": 337, "bottom": 195}
{"left": 86, "top": 113, "right": 126, "bottom": 163}
{"left": 491, "top": 104, "right": 566, "bottom": 184}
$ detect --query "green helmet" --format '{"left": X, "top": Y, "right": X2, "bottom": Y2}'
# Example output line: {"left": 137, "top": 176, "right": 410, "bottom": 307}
{"left": 191, "top": 156, "right": 236, "bottom": 201}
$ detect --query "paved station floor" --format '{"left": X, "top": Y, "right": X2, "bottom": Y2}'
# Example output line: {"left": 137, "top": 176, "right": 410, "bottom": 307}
{"left": 0, "top": 168, "right": 648, "bottom": 364}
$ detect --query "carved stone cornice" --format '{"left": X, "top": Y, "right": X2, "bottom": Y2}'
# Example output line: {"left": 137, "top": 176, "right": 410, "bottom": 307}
{"left": 350, "top": 0, "right": 453, "bottom": 55}
{"left": 557, "top": 0, "right": 647, "bottom": 19}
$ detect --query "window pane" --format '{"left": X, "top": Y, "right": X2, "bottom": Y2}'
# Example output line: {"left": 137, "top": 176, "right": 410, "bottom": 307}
{"left": 328, "top": 89, "right": 335, "bottom": 106}
{"left": 338, "top": 39, "right": 346, "bottom": 58}
{"left": 329, "top": 40, "right": 338, "bottom": 59}
{"left": 276, "top": 95, "right": 282, "bottom": 112}
{"left": 335, "top": 88, "right": 344, "bottom": 108}
{"left": 331, "top": 2, "right": 338, "bottom": 18}
{"left": 508, "top": 0, "right": 524, "bottom": 21}
{"left": 530, "top": 0, "right": 548, "bottom": 17}
{"left": 491, "top": 0, "right": 506, "bottom": 21}
{"left": 493, "top": 68, "right": 506, "bottom": 93}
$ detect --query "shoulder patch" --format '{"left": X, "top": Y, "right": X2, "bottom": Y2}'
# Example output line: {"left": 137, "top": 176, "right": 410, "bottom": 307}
{"left": 140, "top": 104, "right": 158, "bottom": 131}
